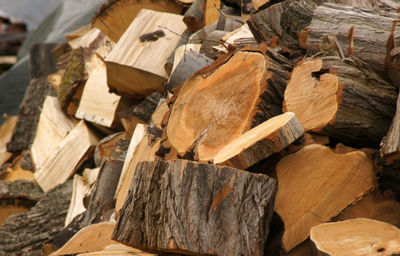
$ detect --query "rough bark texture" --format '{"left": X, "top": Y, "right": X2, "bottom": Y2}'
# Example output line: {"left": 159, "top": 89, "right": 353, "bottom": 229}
{"left": 0, "top": 180, "right": 72, "bottom": 256}
{"left": 381, "top": 89, "right": 400, "bottom": 163}
{"left": 113, "top": 159, "right": 277, "bottom": 256}
{"left": 183, "top": 0, "right": 206, "bottom": 31}
{"left": 129, "top": 92, "right": 162, "bottom": 124}
{"left": 83, "top": 139, "right": 128, "bottom": 226}
{"left": 29, "top": 43, "right": 57, "bottom": 79}
{"left": 0, "top": 180, "right": 43, "bottom": 201}
{"left": 6, "top": 78, "right": 55, "bottom": 153}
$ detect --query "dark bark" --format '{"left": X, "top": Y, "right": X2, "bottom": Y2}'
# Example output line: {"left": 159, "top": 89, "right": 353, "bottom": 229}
{"left": 113, "top": 159, "right": 277, "bottom": 256}
{"left": 131, "top": 92, "right": 162, "bottom": 123}
{"left": 0, "top": 180, "right": 72, "bottom": 256}
{"left": 83, "top": 139, "right": 128, "bottom": 226}
{"left": 6, "top": 78, "right": 55, "bottom": 153}
{"left": 29, "top": 43, "right": 57, "bottom": 79}
{"left": 0, "top": 180, "right": 43, "bottom": 201}
{"left": 183, "top": 0, "right": 207, "bottom": 31}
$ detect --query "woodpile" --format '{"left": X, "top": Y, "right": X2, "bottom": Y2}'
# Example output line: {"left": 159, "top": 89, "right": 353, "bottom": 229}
{"left": 1, "top": 0, "right": 400, "bottom": 255}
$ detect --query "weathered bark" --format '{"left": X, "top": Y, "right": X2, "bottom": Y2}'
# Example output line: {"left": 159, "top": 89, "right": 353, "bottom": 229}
{"left": 283, "top": 56, "right": 397, "bottom": 148}
{"left": 183, "top": 0, "right": 221, "bottom": 32}
{"left": 83, "top": 139, "right": 128, "bottom": 226}
{"left": 29, "top": 43, "right": 57, "bottom": 79}
{"left": 381, "top": 88, "right": 400, "bottom": 163}
{"left": 310, "top": 218, "right": 400, "bottom": 255}
{"left": 6, "top": 78, "right": 55, "bottom": 153}
{"left": 113, "top": 159, "right": 277, "bottom": 256}
{"left": 0, "top": 180, "right": 72, "bottom": 256}
{"left": 0, "top": 180, "right": 43, "bottom": 201}
{"left": 305, "top": 2, "right": 400, "bottom": 77}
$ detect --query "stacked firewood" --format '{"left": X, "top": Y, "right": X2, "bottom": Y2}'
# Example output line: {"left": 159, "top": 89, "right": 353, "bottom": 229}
{"left": 1, "top": 0, "right": 400, "bottom": 255}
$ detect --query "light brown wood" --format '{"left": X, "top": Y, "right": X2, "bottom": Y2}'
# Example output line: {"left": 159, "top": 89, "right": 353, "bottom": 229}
{"left": 213, "top": 112, "right": 304, "bottom": 169}
{"left": 105, "top": 9, "right": 187, "bottom": 98}
{"left": 31, "top": 96, "right": 76, "bottom": 172}
{"left": 0, "top": 204, "right": 30, "bottom": 226}
{"left": 275, "top": 144, "right": 376, "bottom": 252}
{"left": 65, "top": 24, "right": 92, "bottom": 42}
{"left": 92, "top": 0, "right": 183, "bottom": 43}
{"left": 0, "top": 115, "right": 18, "bottom": 166}
{"left": 115, "top": 131, "right": 160, "bottom": 217}
{"left": 151, "top": 100, "right": 168, "bottom": 130}
{"left": 34, "top": 120, "right": 100, "bottom": 192}
{"left": 310, "top": 218, "right": 400, "bottom": 256}
{"left": 50, "top": 222, "right": 118, "bottom": 256}
{"left": 77, "top": 244, "right": 155, "bottom": 256}
{"left": 1, "top": 154, "right": 34, "bottom": 182}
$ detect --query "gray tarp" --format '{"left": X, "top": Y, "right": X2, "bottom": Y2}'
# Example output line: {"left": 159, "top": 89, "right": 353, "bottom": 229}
{"left": 0, "top": 0, "right": 107, "bottom": 124}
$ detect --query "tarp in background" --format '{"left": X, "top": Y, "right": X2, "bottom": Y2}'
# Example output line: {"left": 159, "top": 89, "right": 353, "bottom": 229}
{"left": 0, "top": 0, "right": 107, "bottom": 124}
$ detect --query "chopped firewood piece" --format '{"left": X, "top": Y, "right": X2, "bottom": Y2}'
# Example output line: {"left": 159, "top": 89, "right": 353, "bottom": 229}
{"left": 213, "top": 112, "right": 303, "bottom": 169}
{"left": 105, "top": 9, "right": 187, "bottom": 98}
{"left": 183, "top": 0, "right": 221, "bottom": 31}
{"left": 114, "top": 127, "right": 160, "bottom": 217}
{"left": 283, "top": 56, "right": 397, "bottom": 148}
{"left": 0, "top": 115, "right": 17, "bottom": 166}
{"left": 77, "top": 244, "right": 155, "bottom": 256}
{"left": 151, "top": 100, "right": 169, "bottom": 130}
{"left": 34, "top": 120, "right": 100, "bottom": 192}
{"left": 94, "top": 132, "right": 127, "bottom": 167}
{"left": 275, "top": 144, "right": 376, "bottom": 251}
{"left": 0, "top": 153, "right": 34, "bottom": 182}
{"left": 31, "top": 96, "right": 76, "bottom": 172}
{"left": 51, "top": 222, "right": 118, "bottom": 256}
{"left": 92, "top": 0, "right": 183, "bottom": 43}
{"left": 113, "top": 159, "right": 276, "bottom": 255}
{"left": 310, "top": 218, "right": 400, "bottom": 256}
{"left": 166, "top": 47, "right": 289, "bottom": 162}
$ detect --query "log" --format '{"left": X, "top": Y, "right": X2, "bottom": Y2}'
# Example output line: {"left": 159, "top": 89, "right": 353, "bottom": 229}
{"left": 183, "top": 0, "right": 221, "bottom": 31}
{"left": 0, "top": 152, "right": 35, "bottom": 182}
{"left": 105, "top": 9, "right": 187, "bottom": 98}
{"left": 92, "top": 0, "right": 183, "bottom": 43}
{"left": 0, "top": 180, "right": 72, "bottom": 255}
{"left": 283, "top": 56, "right": 397, "bottom": 148}
{"left": 77, "top": 244, "right": 155, "bottom": 256}
{"left": 7, "top": 78, "right": 55, "bottom": 153}
{"left": 31, "top": 96, "right": 76, "bottom": 172}
{"left": 0, "top": 115, "right": 17, "bottom": 166}
{"left": 119, "top": 92, "right": 162, "bottom": 126}
{"left": 83, "top": 138, "right": 128, "bottom": 226}
{"left": 275, "top": 144, "right": 376, "bottom": 251}
{"left": 310, "top": 218, "right": 400, "bottom": 255}
{"left": 113, "top": 159, "right": 277, "bottom": 256}
{"left": 29, "top": 43, "right": 57, "bottom": 79}
{"left": 213, "top": 112, "right": 304, "bottom": 169}
{"left": 381, "top": 88, "right": 400, "bottom": 164}
{"left": 305, "top": 2, "right": 400, "bottom": 77}
{"left": 51, "top": 222, "right": 118, "bottom": 256}
{"left": 151, "top": 100, "right": 169, "bottom": 130}
{"left": 166, "top": 46, "right": 290, "bottom": 162}
{"left": 34, "top": 120, "right": 100, "bottom": 192}
{"left": 94, "top": 132, "right": 127, "bottom": 167}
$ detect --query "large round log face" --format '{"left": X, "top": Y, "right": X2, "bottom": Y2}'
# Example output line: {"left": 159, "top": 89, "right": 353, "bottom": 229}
{"left": 167, "top": 51, "right": 269, "bottom": 161}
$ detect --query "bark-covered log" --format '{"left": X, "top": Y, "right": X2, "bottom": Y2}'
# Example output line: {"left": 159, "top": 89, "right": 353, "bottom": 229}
{"left": 0, "top": 180, "right": 72, "bottom": 256}
{"left": 113, "top": 159, "right": 277, "bottom": 256}
{"left": 183, "top": 0, "right": 221, "bottom": 32}
{"left": 6, "top": 78, "right": 55, "bottom": 153}
{"left": 83, "top": 139, "right": 128, "bottom": 226}
{"left": 283, "top": 56, "right": 397, "bottom": 148}
{"left": 305, "top": 2, "right": 400, "bottom": 77}
{"left": 29, "top": 43, "right": 57, "bottom": 79}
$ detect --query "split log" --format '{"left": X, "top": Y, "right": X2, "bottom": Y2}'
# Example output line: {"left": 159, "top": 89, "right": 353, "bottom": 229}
{"left": 92, "top": 0, "right": 183, "bottom": 43}
{"left": 213, "top": 112, "right": 304, "bottom": 169}
{"left": 0, "top": 153, "right": 35, "bottom": 182}
{"left": 114, "top": 127, "right": 160, "bottom": 217}
{"left": 220, "top": 23, "right": 258, "bottom": 50}
{"left": 7, "top": 78, "right": 55, "bottom": 153}
{"left": 31, "top": 96, "right": 76, "bottom": 172}
{"left": 151, "top": 100, "right": 169, "bottom": 130}
{"left": 34, "top": 120, "right": 100, "bottom": 192}
{"left": 105, "top": 9, "right": 187, "bottom": 98}
{"left": 0, "top": 115, "right": 17, "bottom": 166}
{"left": 94, "top": 132, "right": 127, "bottom": 167}
{"left": 113, "top": 159, "right": 277, "bottom": 256}
{"left": 275, "top": 144, "right": 376, "bottom": 251}
{"left": 83, "top": 138, "right": 128, "bottom": 226}
{"left": 283, "top": 56, "right": 397, "bottom": 148}
{"left": 166, "top": 46, "right": 290, "bottom": 162}
{"left": 0, "top": 180, "right": 72, "bottom": 255}
{"left": 65, "top": 25, "right": 92, "bottom": 42}
{"left": 183, "top": 0, "right": 221, "bottom": 31}
{"left": 305, "top": 2, "right": 400, "bottom": 77}
{"left": 119, "top": 92, "right": 162, "bottom": 126}
{"left": 29, "top": 43, "right": 57, "bottom": 79}
{"left": 77, "top": 244, "right": 155, "bottom": 256}
{"left": 310, "top": 218, "right": 400, "bottom": 255}
{"left": 51, "top": 222, "right": 118, "bottom": 256}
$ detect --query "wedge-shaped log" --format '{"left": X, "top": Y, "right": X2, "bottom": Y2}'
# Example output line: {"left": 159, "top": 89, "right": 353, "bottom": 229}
{"left": 105, "top": 9, "right": 187, "bottom": 98}
{"left": 166, "top": 47, "right": 289, "bottom": 162}
{"left": 113, "top": 159, "right": 276, "bottom": 256}
{"left": 310, "top": 218, "right": 400, "bottom": 256}
{"left": 34, "top": 121, "right": 100, "bottom": 192}
{"left": 283, "top": 56, "right": 397, "bottom": 148}
{"left": 275, "top": 144, "right": 376, "bottom": 252}
{"left": 92, "top": 0, "right": 183, "bottom": 43}
{"left": 213, "top": 112, "right": 303, "bottom": 169}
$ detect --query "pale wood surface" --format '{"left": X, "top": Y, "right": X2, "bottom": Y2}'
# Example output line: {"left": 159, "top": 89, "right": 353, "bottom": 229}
{"left": 151, "top": 100, "right": 168, "bottom": 130}
{"left": 213, "top": 112, "right": 304, "bottom": 169}
{"left": 275, "top": 144, "right": 376, "bottom": 251}
{"left": 77, "top": 244, "right": 155, "bottom": 256}
{"left": 31, "top": 96, "right": 76, "bottom": 171}
{"left": 34, "top": 121, "right": 100, "bottom": 192}
{"left": 50, "top": 222, "right": 118, "bottom": 256}
{"left": 310, "top": 218, "right": 400, "bottom": 256}
{"left": 0, "top": 116, "right": 18, "bottom": 166}
{"left": 105, "top": 9, "right": 187, "bottom": 97}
